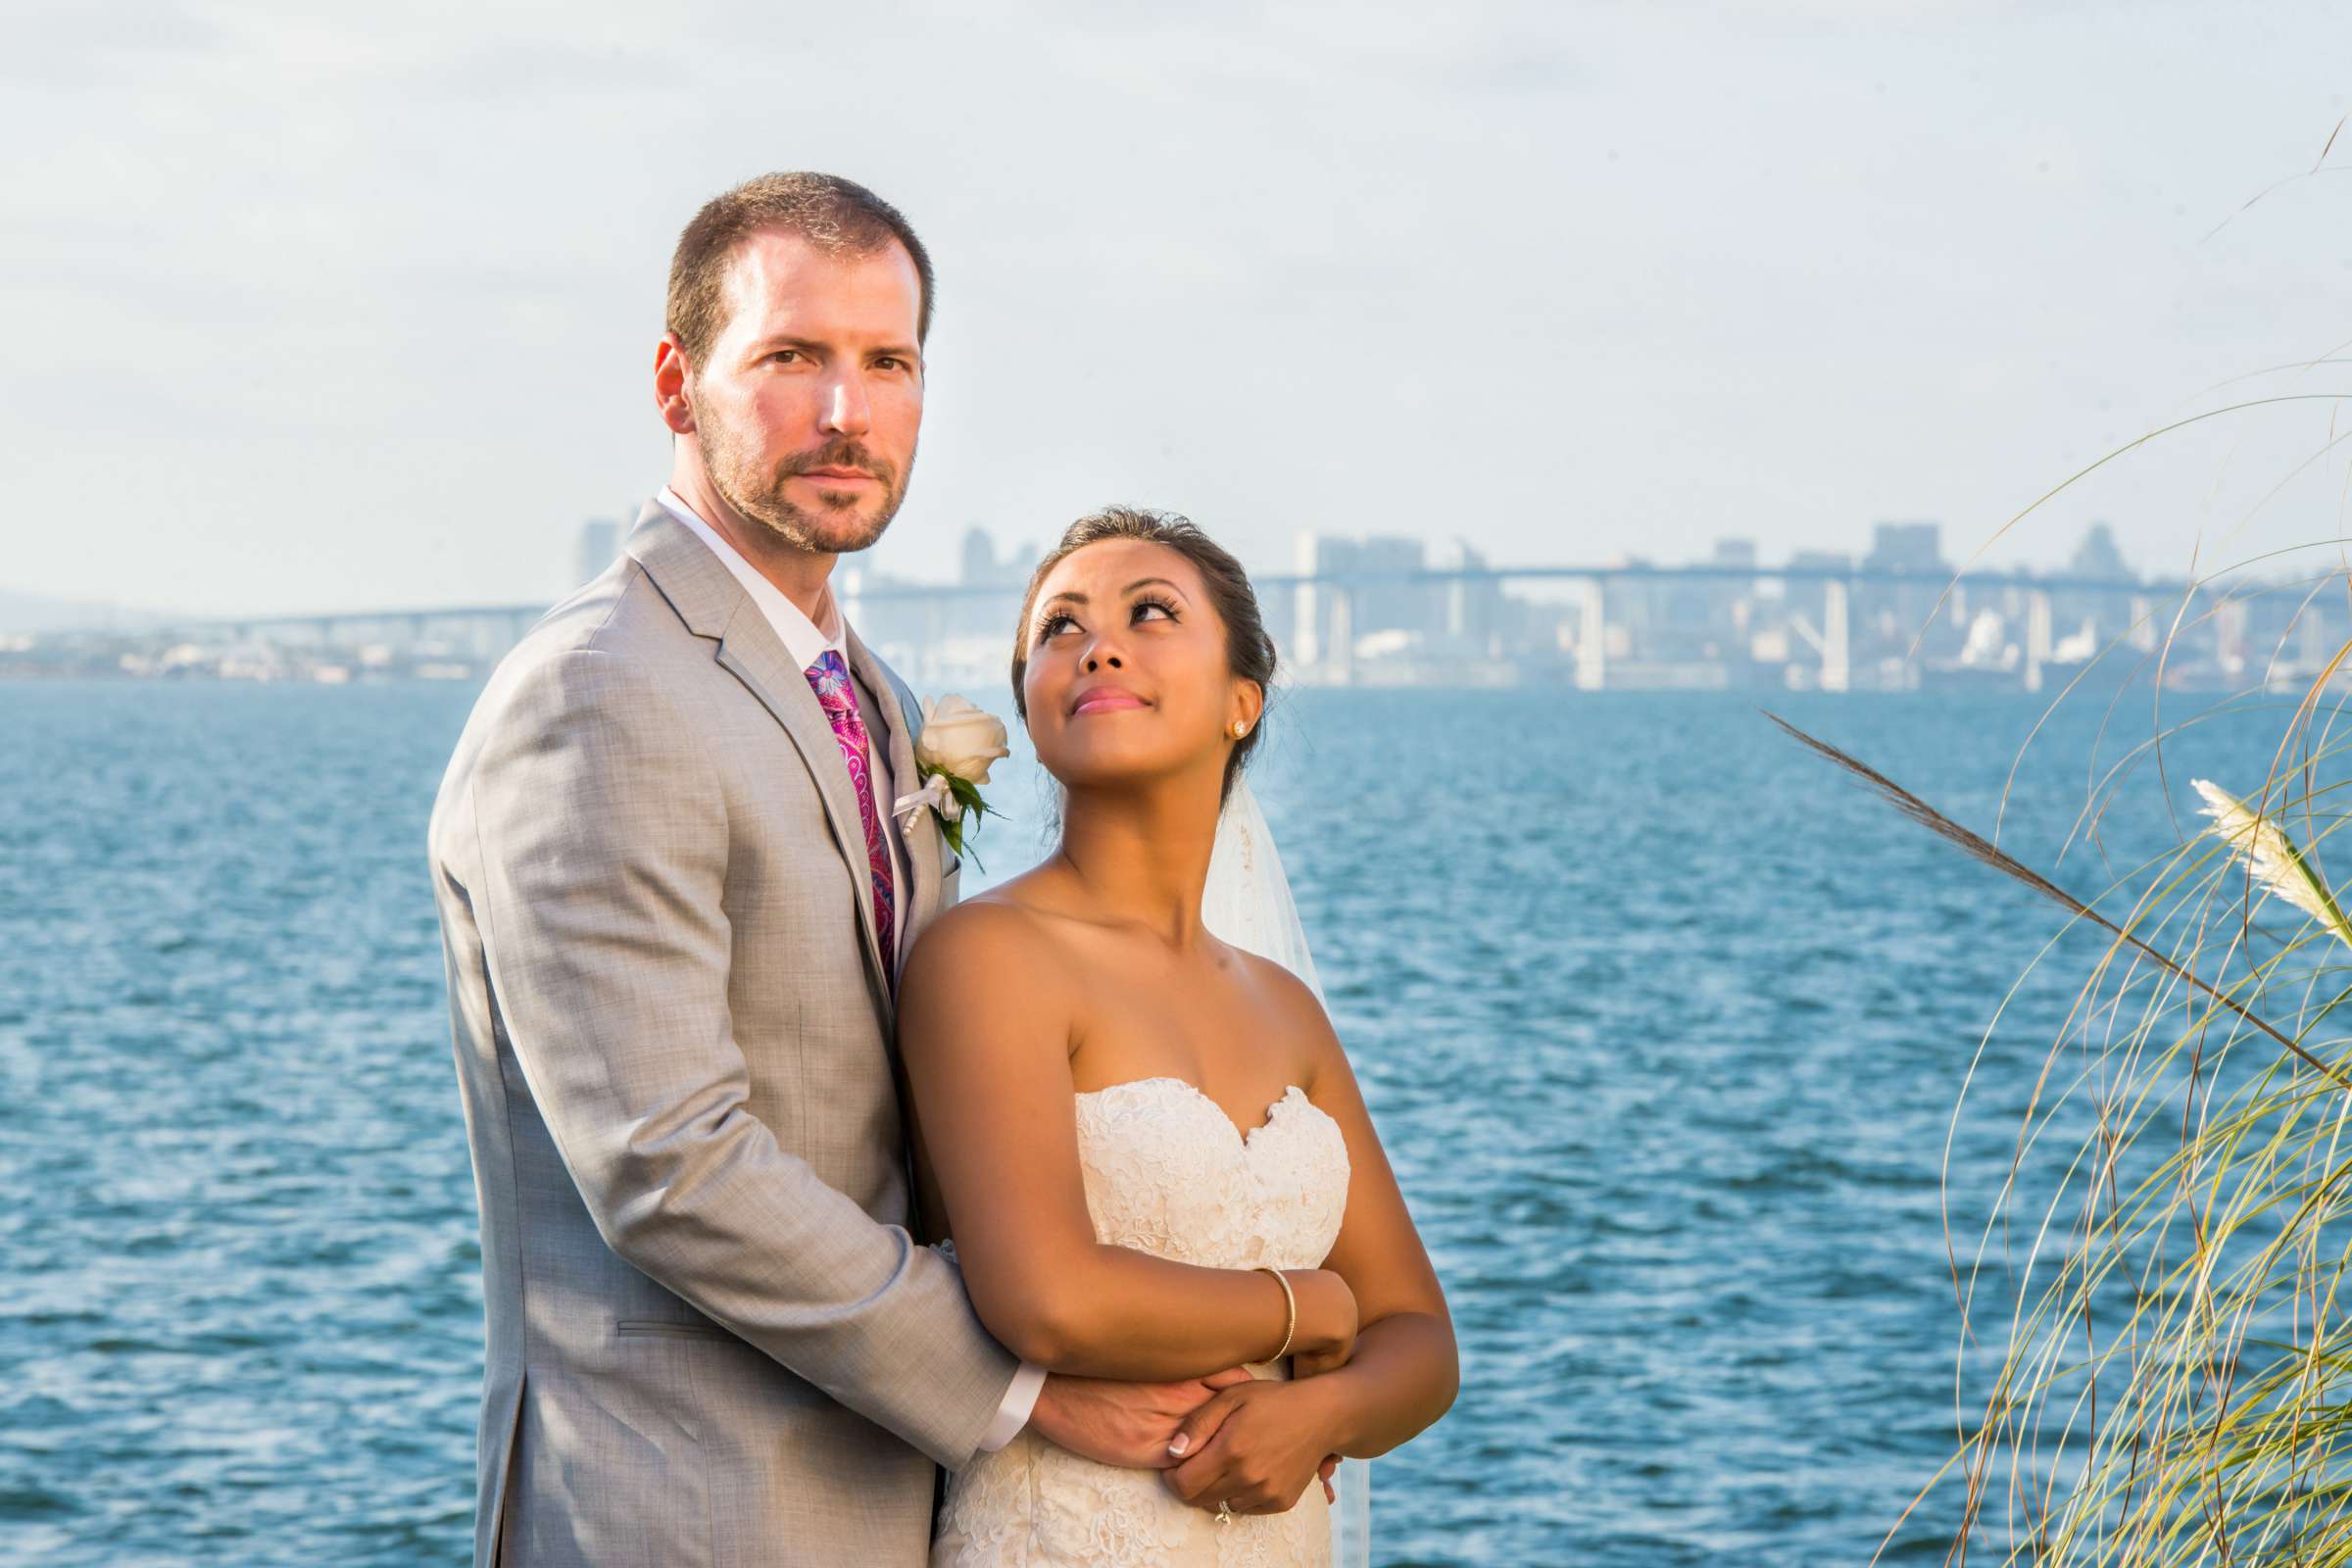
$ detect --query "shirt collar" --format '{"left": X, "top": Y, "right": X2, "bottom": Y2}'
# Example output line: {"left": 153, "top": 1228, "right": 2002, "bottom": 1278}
{"left": 657, "top": 485, "right": 845, "bottom": 673}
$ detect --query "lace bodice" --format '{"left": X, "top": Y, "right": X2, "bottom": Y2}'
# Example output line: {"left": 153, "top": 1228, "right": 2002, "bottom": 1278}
{"left": 932, "top": 1076, "right": 1352, "bottom": 1567}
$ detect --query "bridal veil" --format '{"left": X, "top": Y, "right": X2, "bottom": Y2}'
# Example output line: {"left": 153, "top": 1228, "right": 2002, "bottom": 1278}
{"left": 1200, "top": 776, "right": 1372, "bottom": 1568}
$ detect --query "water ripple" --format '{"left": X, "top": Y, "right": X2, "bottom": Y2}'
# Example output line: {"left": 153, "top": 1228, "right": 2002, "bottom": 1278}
{"left": 0, "top": 679, "right": 2267, "bottom": 1565}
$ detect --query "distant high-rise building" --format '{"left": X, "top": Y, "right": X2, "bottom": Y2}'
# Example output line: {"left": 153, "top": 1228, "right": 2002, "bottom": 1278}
{"left": 960, "top": 526, "right": 999, "bottom": 586}
{"left": 956, "top": 524, "right": 1040, "bottom": 587}
{"left": 946, "top": 524, "right": 1035, "bottom": 637}
{"left": 1429, "top": 538, "right": 1502, "bottom": 649}
{"left": 575, "top": 517, "right": 621, "bottom": 587}
{"left": 1854, "top": 521, "right": 1951, "bottom": 673}
{"left": 1292, "top": 532, "right": 1428, "bottom": 665}
{"left": 1862, "top": 519, "right": 1943, "bottom": 574}
{"left": 1701, "top": 537, "right": 1761, "bottom": 641}
{"left": 2067, "top": 520, "right": 2133, "bottom": 581}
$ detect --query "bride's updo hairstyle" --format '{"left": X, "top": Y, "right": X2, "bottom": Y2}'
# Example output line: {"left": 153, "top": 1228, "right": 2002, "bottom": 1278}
{"left": 1009, "top": 506, "right": 1276, "bottom": 807}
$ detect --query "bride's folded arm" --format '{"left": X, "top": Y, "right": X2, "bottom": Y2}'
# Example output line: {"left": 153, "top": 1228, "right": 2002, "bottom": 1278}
{"left": 1154, "top": 969, "right": 1458, "bottom": 1514}
{"left": 897, "top": 901, "right": 1357, "bottom": 1382}
{"left": 1279, "top": 965, "right": 1461, "bottom": 1460}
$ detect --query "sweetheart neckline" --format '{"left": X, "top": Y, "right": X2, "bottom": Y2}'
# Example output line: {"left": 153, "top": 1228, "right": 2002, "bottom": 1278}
{"left": 1072, "top": 1075, "right": 1315, "bottom": 1149}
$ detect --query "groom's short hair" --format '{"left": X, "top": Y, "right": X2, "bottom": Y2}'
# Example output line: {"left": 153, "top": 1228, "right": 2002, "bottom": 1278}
{"left": 666, "top": 172, "right": 935, "bottom": 367}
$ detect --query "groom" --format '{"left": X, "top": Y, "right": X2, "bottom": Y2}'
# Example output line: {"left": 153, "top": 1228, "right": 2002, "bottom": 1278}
{"left": 427, "top": 172, "right": 1276, "bottom": 1567}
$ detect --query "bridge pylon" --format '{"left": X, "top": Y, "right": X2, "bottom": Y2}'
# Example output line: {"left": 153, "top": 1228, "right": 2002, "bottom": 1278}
{"left": 1574, "top": 577, "right": 1605, "bottom": 691}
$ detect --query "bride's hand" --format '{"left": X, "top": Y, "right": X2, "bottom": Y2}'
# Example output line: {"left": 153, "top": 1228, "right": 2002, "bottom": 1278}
{"left": 1160, "top": 1375, "right": 1347, "bottom": 1518}
{"left": 1281, "top": 1267, "right": 1357, "bottom": 1372}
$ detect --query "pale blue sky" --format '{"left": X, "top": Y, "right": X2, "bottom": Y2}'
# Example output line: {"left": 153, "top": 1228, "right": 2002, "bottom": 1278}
{"left": 3, "top": 0, "right": 2348, "bottom": 616}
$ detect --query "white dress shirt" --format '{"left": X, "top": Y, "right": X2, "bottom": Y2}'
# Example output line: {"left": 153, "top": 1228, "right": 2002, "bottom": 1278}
{"left": 656, "top": 487, "right": 1046, "bottom": 1452}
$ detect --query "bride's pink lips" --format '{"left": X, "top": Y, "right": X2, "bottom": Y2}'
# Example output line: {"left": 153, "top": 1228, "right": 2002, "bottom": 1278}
{"left": 1070, "top": 686, "right": 1148, "bottom": 716}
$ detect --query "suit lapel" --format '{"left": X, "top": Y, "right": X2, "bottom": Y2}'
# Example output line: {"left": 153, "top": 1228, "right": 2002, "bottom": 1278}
{"left": 846, "top": 625, "right": 942, "bottom": 970}
{"left": 624, "top": 502, "right": 895, "bottom": 1021}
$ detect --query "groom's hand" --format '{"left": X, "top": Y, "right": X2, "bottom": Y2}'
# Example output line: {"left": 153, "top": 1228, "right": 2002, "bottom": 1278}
{"left": 1025, "top": 1367, "right": 1257, "bottom": 1470}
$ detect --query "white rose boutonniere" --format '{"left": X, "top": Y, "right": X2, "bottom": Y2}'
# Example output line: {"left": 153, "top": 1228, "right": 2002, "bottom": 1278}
{"left": 893, "top": 694, "right": 1011, "bottom": 867}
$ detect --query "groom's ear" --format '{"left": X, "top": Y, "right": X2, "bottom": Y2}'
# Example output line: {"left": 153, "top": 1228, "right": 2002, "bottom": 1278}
{"left": 654, "top": 333, "right": 696, "bottom": 435}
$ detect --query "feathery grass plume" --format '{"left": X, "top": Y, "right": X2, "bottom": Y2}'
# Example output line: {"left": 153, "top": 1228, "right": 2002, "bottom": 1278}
{"left": 2190, "top": 777, "right": 2352, "bottom": 950}
{"left": 1757, "top": 710, "right": 2347, "bottom": 1090}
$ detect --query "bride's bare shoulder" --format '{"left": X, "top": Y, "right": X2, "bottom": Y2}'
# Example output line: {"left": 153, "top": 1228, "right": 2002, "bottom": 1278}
{"left": 1224, "top": 946, "right": 1348, "bottom": 1089}
{"left": 901, "top": 877, "right": 1081, "bottom": 1006}
{"left": 895, "top": 895, "right": 1090, "bottom": 1152}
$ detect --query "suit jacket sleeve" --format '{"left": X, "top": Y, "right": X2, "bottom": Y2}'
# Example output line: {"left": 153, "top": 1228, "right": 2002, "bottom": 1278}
{"left": 461, "top": 645, "right": 1019, "bottom": 1469}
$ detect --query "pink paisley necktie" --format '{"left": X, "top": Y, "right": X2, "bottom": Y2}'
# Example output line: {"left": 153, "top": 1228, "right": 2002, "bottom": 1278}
{"left": 803, "top": 650, "right": 897, "bottom": 979}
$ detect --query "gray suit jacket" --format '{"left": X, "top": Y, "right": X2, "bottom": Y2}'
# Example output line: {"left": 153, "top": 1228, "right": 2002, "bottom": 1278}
{"left": 426, "top": 500, "right": 1019, "bottom": 1568}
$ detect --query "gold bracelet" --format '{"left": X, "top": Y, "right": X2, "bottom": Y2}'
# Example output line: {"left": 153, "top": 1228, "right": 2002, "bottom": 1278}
{"left": 1254, "top": 1265, "right": 1297, "bottom": 1361}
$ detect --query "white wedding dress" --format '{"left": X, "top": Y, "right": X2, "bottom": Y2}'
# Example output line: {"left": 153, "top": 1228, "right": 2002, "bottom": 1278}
{"left": 930, "top": 778, "right": 1370, "bottom": 1566}
{"left": 930, "top": 1071, "right": 1353, "bottom": 1566}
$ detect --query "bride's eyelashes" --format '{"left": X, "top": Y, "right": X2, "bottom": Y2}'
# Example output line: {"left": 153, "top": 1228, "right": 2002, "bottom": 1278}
{"left": 1032, "top": 596, "right": 1182, "bottom": 645}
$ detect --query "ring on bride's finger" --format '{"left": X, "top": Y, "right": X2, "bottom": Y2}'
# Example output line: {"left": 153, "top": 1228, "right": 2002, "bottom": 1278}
{"left": 1215, "top": 1498, "right": 1233, "bottom": 1524}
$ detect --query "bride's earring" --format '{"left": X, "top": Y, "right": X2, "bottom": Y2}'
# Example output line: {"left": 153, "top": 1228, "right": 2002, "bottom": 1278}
{"left": 1232, "top": 720, "right": 1249, "bottom": 738}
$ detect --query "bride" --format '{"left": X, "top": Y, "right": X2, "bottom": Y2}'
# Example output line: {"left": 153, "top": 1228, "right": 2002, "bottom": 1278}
{"left": 900, "top": 507, "right": 1458, "bottom": 1566}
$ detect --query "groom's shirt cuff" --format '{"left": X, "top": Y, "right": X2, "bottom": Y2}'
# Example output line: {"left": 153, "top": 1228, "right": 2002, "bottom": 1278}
{"left": 978, "top": 1361, "right": 1047, "bottom": 1451}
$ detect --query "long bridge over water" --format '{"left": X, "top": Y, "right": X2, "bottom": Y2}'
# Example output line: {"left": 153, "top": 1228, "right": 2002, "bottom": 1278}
{"left": 185, "top": 562, "right": 2205, "bottom": 693}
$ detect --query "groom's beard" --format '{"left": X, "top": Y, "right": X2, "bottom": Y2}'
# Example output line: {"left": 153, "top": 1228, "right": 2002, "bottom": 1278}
{"left": 702, "top": 422, "right": 913, "bottom": 558}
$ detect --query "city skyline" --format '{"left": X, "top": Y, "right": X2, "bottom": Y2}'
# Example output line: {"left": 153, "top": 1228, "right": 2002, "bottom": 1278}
{"left": 15, "top": 510, "right": 2316, "bottom": 699}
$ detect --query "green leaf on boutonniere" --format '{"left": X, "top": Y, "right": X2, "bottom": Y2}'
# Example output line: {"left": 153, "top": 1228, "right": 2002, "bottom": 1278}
{"left": 927, "top": 768, "right": 995, "bottom": 872}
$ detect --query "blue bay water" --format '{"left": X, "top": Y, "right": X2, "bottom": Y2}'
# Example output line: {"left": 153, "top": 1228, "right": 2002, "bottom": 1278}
{"left": 0, "top": 677, "right": 2298, "bottom": 1565}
